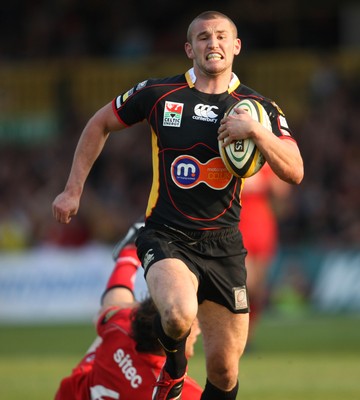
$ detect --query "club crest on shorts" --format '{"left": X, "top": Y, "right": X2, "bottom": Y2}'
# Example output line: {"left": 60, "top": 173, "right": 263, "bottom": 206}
{"left": 233, "top": 286, "right": 248, "bottom": 310}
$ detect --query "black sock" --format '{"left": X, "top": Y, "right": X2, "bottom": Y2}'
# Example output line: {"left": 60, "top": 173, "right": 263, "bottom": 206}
{"left": 201, "top": 379, "right": 239, "bottom": 400}
{"left": 153, "top": 314, "right": 189, "bottom": 379}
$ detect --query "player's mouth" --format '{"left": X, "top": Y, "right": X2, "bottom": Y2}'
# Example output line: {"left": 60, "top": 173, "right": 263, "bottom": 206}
{"left": 206, "top": 53, "right": 223, "bottom": 60}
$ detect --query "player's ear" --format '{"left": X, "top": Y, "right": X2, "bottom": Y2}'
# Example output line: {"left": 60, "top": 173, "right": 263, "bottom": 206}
{"left": 185, "top": 42, "right": 194, "bottom": 59}
{"left": 234, "top": 38, "right": 241, "bottom": 56}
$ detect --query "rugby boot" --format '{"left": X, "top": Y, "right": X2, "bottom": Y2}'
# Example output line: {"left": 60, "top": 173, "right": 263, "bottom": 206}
{"left": 152, "top": 366, "right": 186, "bottom": 400}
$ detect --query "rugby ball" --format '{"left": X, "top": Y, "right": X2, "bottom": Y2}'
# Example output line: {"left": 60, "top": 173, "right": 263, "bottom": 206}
{"left": 218, "top": 98, "right": 271, "bottom": 178}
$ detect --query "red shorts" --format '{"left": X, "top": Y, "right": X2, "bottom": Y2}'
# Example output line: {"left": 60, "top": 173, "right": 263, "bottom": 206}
{"left": 240, "top": 195, "right": 278, "bottom": 260}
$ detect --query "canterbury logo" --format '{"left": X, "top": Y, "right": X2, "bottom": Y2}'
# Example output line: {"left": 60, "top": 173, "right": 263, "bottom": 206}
{"left": 143, "top": 249, "right": 155, "bottom": 270}
{"left": 193, "top": 104, "right": 219, "bottom": 122}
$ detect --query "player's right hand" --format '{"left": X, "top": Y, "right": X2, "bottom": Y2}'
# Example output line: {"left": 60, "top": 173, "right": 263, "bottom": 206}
{"left": 52, "top": 192, "right": 80, "bottom": 224}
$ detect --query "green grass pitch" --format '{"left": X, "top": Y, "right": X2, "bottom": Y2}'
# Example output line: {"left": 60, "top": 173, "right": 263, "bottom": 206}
{"left": 0, "top": 314, "right": 359, "bottom": 400}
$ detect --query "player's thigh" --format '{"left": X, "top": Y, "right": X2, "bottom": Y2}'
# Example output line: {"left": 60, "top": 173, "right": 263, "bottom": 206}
{"left": 146, "top": 258, "right": 199, "bottom": 328}
{"left": 198, "top": 300, "right": 249, "bottom": 365}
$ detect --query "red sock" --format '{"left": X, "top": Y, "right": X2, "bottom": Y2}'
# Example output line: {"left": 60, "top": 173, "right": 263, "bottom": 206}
{"left": 103, "top": 244, "right": 141, "bottom": 296}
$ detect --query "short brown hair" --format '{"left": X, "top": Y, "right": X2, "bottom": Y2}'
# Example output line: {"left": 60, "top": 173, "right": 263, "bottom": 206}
{"left": 187, "top": 10, "right": 238, "bottom": 42}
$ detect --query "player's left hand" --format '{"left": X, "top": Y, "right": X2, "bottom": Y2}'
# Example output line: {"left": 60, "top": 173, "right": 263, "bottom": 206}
{"left": 218, "top": 108, "right": 255, "bottom": 145}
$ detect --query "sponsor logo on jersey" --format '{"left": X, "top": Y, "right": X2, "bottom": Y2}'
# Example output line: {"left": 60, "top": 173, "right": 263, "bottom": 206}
{"left": 171, "top": 155, "right": 232, "bottom": 190}
{"left": 192, "top": 104, "right": 219, "bottom": 123}
{"left": 233, "top": 286, "right": 248, "bottom": 310}
{"left": 113, "top": 348, "right": 143, "bottom": 389}
{"left": 163, "top": 101, "right": 184, "bottom": 127}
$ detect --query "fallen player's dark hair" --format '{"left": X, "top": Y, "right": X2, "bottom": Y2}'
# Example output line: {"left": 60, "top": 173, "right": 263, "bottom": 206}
{"left": 130, "top": 297, "right": 163, "bottom": 354}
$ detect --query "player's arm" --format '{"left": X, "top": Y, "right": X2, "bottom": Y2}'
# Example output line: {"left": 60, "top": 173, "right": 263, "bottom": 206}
{"left": 52, "top": 102, "right": 126, "bottom": 224}
{"left": 252, "top": 126, "right": 303, "bottom": 185}
{"left": 101, "top": 287, "right": 135, "bottom": 310}
{"left": 218, "top": 108, "right": 303, "bottom": 185}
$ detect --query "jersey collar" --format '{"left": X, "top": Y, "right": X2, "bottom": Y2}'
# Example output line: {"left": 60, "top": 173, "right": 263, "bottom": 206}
{"left": 185, "top": 67, "right": 240, "bottom": 93}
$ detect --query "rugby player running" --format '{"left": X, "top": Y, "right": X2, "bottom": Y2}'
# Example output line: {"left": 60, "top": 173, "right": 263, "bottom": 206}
{"left": 53, "top": 10, "right": 303, "bottom": 400}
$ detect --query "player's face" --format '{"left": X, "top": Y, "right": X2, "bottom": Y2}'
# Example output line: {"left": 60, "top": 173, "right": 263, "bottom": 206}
{"left": 185, "top": 17, "right": 241, "bottom": 77}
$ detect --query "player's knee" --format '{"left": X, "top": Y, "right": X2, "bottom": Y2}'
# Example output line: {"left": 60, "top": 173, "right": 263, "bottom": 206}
{"left": 206, "top": 351, "right": 239, "bottom": 391}
{"left": 207, "top": 358, "right": 239, "bottom": 390}
{"left": 162, "top": 305, "right": 196, "bottom": 339}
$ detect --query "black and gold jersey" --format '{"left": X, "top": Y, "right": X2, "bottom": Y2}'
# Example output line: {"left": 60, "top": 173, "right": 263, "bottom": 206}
{"left": 113, "top": 68, "right": 293, "bottom": 230}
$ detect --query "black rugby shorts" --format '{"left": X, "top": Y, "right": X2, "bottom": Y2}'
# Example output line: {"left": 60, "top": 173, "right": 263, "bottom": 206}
{"left": 136, "top": 223, "right": 249, "bottom": 314}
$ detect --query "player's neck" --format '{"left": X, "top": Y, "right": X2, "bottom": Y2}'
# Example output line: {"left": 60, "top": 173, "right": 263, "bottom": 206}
{"left": 193, "top": 68, "right": 233, "bottom": 94}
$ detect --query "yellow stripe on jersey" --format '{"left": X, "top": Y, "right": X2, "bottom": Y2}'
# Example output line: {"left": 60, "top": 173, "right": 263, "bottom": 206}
{"left": 146, "top": 128, "right": 160, "bottom": 218}
{"left": 228, "top": 73, "right": 240, "bottom": 94}
{"left": 185, "top": 69, "right": 196, "bottom": 88}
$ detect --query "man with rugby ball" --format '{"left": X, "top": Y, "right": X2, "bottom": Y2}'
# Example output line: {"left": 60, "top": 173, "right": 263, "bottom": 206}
{"left": 53, "top": 10, "right": 303, "bottom": 400}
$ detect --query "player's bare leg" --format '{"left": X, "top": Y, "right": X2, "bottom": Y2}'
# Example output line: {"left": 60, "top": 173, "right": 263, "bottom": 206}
{"left": 146, "top": 258, "right": 199, "bottom": 399}
{"left": 198, "top": 300, "right": 249, "bottom": 400}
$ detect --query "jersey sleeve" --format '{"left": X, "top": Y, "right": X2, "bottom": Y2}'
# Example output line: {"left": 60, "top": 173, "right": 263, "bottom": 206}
{"left": 112, "top": 79, "right": 156, "bottom": 126}
{"left": 112, "top": 74, "right": 186, "bottom": 127}
{"left": 263, "top": 100, "right": 296, "bottom": 142}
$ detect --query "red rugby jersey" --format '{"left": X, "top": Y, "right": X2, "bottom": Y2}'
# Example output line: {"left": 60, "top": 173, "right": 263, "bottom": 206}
{"left": 55, "top": 307, "right": 202, "bottom": 400}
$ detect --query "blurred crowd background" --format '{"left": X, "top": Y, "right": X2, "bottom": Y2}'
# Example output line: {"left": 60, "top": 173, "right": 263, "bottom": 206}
{"left": 0, "top": 0, "right": 359, "bottom": 253}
